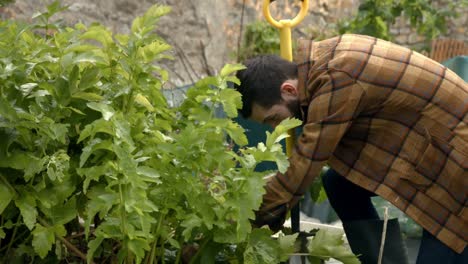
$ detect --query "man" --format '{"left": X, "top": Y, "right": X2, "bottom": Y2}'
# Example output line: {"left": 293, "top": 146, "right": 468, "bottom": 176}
{"left": 234, "top": 34, "right": 467, "bottom": 264}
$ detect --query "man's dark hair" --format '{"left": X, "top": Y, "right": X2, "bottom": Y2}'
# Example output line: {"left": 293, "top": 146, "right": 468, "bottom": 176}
{"left": 234, "top": 55, "right": 298, "bottom": 118}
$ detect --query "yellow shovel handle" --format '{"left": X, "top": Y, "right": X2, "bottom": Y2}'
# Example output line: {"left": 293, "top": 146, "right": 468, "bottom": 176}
{"left": 262, "top": 0, "right": 309, "bottom": 30}
{"left": 262, "top": 0, "right": 309, "bottom": 156}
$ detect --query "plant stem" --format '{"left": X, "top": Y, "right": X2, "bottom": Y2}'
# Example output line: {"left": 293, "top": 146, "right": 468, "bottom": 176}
{"left": 189, "top": 237, "right": 210, "bottom": 264}
{"left": 148, "top": 212, "right": 165, "bottom": 264}
{"left": 37, "top": 217, "right": 93, "bottom": 263}
{"left": 0, "top": 173, "right": 18, "bottom": 197}
{"left": 174, "top": 237, "right": 183, "bottom": 264}
{"left": 0, "top": 229, "right": 28, "bottom": 252}
{"left": 3, "top": 214, "right": 20, "bottom": 261}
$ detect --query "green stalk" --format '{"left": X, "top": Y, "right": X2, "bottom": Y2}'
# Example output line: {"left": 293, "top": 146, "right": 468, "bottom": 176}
{"left": 3, "top": 214, "right": 20, "bottom": 262}
{"left": 0, "top": 173, "right": 18, "bottom": 197}
{"left": 174, "top": 237, "right": 183, "bottom": 264}
{"left": 148, "top": 212, "right": 165, "bottom": 264}
{"left": 0, "top": 229, "right": 28, "bottom": 252}
{"left": 118, "top": 183, "right": 130, "bottom": 262}
{"left": 189, "top": 237, "right": 210, "bottom": 264}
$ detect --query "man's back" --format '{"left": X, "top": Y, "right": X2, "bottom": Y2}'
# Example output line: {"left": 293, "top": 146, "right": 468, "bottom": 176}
{"left": 295, "top": 34, "right": 467, "bottom": 253}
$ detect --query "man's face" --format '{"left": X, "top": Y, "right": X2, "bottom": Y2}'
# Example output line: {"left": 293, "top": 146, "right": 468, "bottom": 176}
{"left": 250, "top": 97, "right": 301, "bottom": 129}
{"left": 249, "top": 80, "right": 301, "bottom": 128}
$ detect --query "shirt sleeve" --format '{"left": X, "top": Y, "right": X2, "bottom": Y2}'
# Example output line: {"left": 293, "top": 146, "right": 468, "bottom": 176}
{"left": 259, "top": 69, "right": 366, "bottom": 213}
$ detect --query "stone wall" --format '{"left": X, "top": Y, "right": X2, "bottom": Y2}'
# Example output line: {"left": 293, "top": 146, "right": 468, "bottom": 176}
{"left": 1, "top": 0, "right": 466, "bottom": 87}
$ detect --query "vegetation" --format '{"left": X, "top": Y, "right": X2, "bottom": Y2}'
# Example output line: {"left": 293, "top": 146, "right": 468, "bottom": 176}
{"left": 0, "top": 1, "right": 356, "bottom": 263}
{"left": 237, "top": 21, "right": 281, "bottom": 62}
{"left": 338, "top": 0, "right": 463, "bottom": 43}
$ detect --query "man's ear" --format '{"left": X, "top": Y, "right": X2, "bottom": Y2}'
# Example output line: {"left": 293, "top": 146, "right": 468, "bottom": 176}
{"left": 280, "top": 80, "right": 298, "bottom": 96}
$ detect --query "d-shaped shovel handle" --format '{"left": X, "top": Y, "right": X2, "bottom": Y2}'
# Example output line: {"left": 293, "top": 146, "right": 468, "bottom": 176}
{"left": 262, "top": 0, "right": 309, "bottom": 29}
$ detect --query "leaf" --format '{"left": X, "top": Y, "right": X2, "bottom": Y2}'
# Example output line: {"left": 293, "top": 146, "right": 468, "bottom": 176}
{"left": 80, "top": 25, "right": 113, "bottom": 47}
{"left": 307, "top": 229, "right": 360, "bottom": 264}
{"left": 15, "top": 193, "right": 37, "bottom": 230}
{"left": 219, "top": 89, "right": 242, "bottom": 118}
{"left": 78, "top": 66, "right": 100, "bottom": 90}
{"left": 244, "top": 228, "right": 280, "bottom": 264}
{"left": 278, "top": 233, "right": 299, "bottom": 261}
{"left": 43, "top": 197, "right": 77, "bottom": 225}
{"left": 137, "top": 41, "right": 171, "bottom": 62}
{"left": 0, "top": 179, "right": 14, "bottom": 214}
{"left": 32, "top": 224, "right": 55, "bottom": 259}
{"left": 87, "top": 236, "right": 104, "bottom": 263}
{"left": 54, "top": 77, "right": 71, "bottom": 106}
{"left": 19, "top": 83, "right": 38, "bottom": 96}
{"left": 72, "top": 51, "right": 106, "bottom": 65}
{"left": 223, "top": 120, "right": 248, "bottom": 146}
{"left": 220, "top": 63, "right": 246, "bottom": 78}
{"left": 80, "top": 138, "right": 113, "bottom": 167}
{"left": 127, "top": 238, "right": 150, "bottom": 263}
{"left": 87, "top": 102, "right": 115, "bottom": 121}
{"left": 265, "top": 118, "right": 301, "bottom": 148}
{"left": 136, "top": 166, "right": 161, "bottom": 183}
{"left": 78, "top": 118, "right": 115, "bottom": 143}
{"left": 72, "top": 92, "right": 103, "bottom": 101}
{"left": 134, "top": 93, "right": 155, "bottom": 112}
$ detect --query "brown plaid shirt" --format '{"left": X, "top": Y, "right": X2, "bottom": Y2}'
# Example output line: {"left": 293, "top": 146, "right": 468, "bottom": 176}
{"left": 261, "top": 34, "right": 467, "bottom": 253}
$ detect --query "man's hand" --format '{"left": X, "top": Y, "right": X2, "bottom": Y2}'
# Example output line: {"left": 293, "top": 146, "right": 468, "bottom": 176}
{"left": 252, "top": 204, "right": 288, "bottom": 232}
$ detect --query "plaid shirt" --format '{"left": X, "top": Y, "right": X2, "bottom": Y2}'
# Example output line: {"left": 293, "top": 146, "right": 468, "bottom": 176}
{"left": 260, "top": 34, "right": 467, "bottom": 253}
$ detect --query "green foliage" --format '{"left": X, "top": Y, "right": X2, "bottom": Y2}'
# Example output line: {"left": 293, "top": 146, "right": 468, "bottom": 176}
{"left": 0, "top": 2, "right": 312, "bottom": 263}
{"left": 238, "top": 21, "right": 280, "bottom": 61}
{"left": 308, "top": 229, "right": 360, "bottom": 264}
{"left": 338, "top": 0, "right": 462, "bottom": 42}
{"left": 0, "top": 0, "right": 14, "bottom": 7}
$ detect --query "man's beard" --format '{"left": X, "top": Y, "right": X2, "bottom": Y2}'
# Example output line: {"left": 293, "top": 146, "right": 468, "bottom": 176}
{"left": 287, "top": 99, "right": 302, "bottom": 121}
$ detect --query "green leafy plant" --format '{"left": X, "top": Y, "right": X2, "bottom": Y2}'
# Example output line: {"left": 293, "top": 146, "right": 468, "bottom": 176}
{"left": 0, "top": 1, "right": 308, "bottom": 263}
{"left": 337, "top": 0, "right": 462, "bottom": 43}
{"left": 0, "top": 2, "right": 357, "bottom": 263}
{"left": 237, "top": 21, "right": 280, "bottom": 61}
{"left": 0, "top": 0, "right": 14, "bottom": 8}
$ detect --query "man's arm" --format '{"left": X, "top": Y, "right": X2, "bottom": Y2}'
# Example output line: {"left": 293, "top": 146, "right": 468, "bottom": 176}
{"left": 255, "top": 70, "right": 366, "bottom": 227}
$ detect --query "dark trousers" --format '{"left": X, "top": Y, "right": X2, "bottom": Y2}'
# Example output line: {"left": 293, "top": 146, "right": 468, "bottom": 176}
{"left": 322, "top": 168, "right": 467, "bottom": 264}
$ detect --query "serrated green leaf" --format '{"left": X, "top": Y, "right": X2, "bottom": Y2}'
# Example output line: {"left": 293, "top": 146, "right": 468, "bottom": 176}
{"left": 244, "top": 228, "right": 280, "bottom": 264}
{"left": 276, "top": 155, "right": 289, "bottom": 174}
{"left": 265, "top": 118, "right": 301, "bottom": 148}
{"left": 220, "top": 63, "right": 246, "bottom": 78}
{"left": 15, "top": 193, "right": 37, "bottom": 230}
{"left": 80, "top": 25, "right": 113, "bottom": 47}
{"left": 72, "top": 51, "right": 105, "bottom": 65}
{"left": 136, "top": 166, "right": 161, "bottom": 183}
{"left": 137, "top": 41, "right": 171, "bottom": 62}
{"left": 78, "top": 118, "right": 114, "bottom": 143}
{"left": 80, "top": 138, "right": 113, "bottom": 167}
{"left": 79, "top": 66, "right": 100, "bottom": 90}
{"left": 43, "top": 197, "right": 77, "bottom": 225}
{"left": 113, "top": 114, "right": 135, "bottom": 147}
{"left": 19, "top": 83, "right": 38, "bottom": 96}
{"left": 181, "top": 215, "right": 203, "bottom": 241}
{"left": 134, "top": 93, "right": 154, "bottom": 111}
{"left": 278, "top": 233, "right": 299, "bottom": 261}
{"left": 32, "top": 224, "right": 55, "bottom": 259}
{"left": 0, "top": 228, "right": 5, "bottom": 239}
{"left": 87, "top": 102, "right": 115, "bottom": 121}
{"left": 87, "top": 236, "right": 104, "bottom": 263}
{"left": 219, "top": 89, "right": 242, "bottom": 118}
{"left": 54, "top": 77, "right": 71, "bottom": 106}
{"left": 223, "top": 120, "right": 248, "bottom": 146}
{"left": 72, "top": 92, "right": 103, "bottom": 101}
{"left": 0, "top": 179, "right": 14, "bottom": 214}
{"left": 127, "top": 238, "right": 150, "bottom": 263}
{"left": 307, "top": 229, "right": 360, "bottom": 264}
